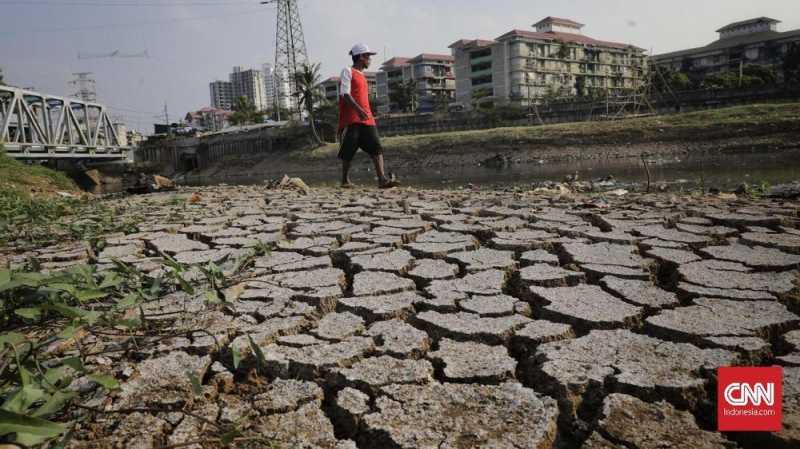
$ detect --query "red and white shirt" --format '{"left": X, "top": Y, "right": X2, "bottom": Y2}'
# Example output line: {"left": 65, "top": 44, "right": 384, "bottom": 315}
{"left": 338, "top": 67, "right": 375, "bottom": 131}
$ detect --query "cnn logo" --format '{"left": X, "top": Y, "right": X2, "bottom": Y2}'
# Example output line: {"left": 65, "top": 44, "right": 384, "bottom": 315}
{"left": 718, "top": 367, "right": 782, "bottom": 432}
{"left": 723, "top": 382, "right": 774, "bottom": 406}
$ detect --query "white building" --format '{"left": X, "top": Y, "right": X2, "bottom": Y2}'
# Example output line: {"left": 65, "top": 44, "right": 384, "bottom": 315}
{"left": 230, "top": 66, "right": 267, "bottom": 111}
{"left": 449, "top": 17, "right": 647, "bottom": 109}
{"left": 209, "top": 80, "right": 233, "bottom": 110}
{"left": 262, "top": 63, "right": 277, "bottom": 110}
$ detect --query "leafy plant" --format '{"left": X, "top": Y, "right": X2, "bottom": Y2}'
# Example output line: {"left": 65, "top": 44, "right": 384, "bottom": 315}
{"left": 389, "top": 80, "right": 418, "bottom": 113}
{"left": 294, "top": 62, "right": 323, "bottom": 145}
{"left": 783, "top": 42, "right": 800, "bottom": 86}
{"left": 0, "top": 264, "right": 157, "bottom": 445}
{"left": 229, "top": 96, "right": 264, "bottom": 126}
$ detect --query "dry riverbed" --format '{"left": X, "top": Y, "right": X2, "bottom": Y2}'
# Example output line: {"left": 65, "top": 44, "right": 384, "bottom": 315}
{"left": 2, "top": 184, "right": 800, "bottom": 449}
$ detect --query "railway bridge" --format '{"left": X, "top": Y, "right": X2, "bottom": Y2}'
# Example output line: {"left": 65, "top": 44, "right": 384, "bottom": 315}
{"left": 1, "top": 85, "right": 130, "bottom": 161}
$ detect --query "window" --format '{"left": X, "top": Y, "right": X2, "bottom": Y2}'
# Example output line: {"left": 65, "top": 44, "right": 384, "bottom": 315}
{"left": 471, "top": 74, "right": 492, "bottom": 86}
{"left": 470, "top": 48, "right": 491, "bottom": 59}
{"left": 471, "top": 61, "right": 491, "bottom": 72}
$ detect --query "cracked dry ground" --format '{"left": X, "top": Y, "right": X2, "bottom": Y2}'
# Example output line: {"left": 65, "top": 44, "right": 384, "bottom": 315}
{"left": 15, "top": 186, "right": 800, "bottom": 449}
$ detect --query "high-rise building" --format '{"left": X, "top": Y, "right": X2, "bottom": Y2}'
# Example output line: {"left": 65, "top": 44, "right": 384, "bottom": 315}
{"left": 230, "top": 66, "right": 267, "bottom": 111}
{"left": 449, "top": 17, "right": 647, "bottom": 109}
{"left": 209, "top": 80, "right": 233, "bottom": 110}
{"left": 262, "top": 63, "right": 277, "bottom": 111}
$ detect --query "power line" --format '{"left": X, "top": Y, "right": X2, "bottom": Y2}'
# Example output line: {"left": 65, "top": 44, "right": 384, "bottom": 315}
{"left": 0, "top": 1, "right": 258, "bottom": 6}
{"left": 0, "top": 8, "right": 268, "bottom": 35}
{"left": 107, "top": 106, "right": 162, "bottom": 115}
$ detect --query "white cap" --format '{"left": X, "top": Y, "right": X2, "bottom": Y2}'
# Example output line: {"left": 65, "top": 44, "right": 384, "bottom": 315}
{"left": 349, "top": 43, "right": 377, "bottom": 57}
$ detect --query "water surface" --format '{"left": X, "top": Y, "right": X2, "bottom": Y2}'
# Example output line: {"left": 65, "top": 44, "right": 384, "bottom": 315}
{"left": 186, "top": 148, "right": 800, "bottom": 191}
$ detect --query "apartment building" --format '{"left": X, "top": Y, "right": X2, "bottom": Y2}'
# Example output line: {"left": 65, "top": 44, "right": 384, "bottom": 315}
{"left": 375, "top": 55, "right": 455, "bottom": 113}
{"left": 450, "top": 17, "right": 647, "bottom": 108}
{"left": 651, "top": 17, "right": 800, "bottom": 81}
{"left": 209, "top": 80, "right": 233, "bottom": 110}
{"left": 263, "top": 64, "right": 296, "bottom": 111}
{"left": 185, "top": 107, "right": 233, "bottom": 132}
{"left": 318, "top": 72, "right": 378, "bottom": 104}
{"left": 229, "top": 66, "right": 267, "bottom": 111}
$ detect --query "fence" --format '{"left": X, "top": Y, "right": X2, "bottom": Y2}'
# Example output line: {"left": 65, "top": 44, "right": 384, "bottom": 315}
{"left": 375, "top": 86, "right": 800, "bottom": 137}
{"left": 136, "top": 126, "right": 309, "bottom": 173}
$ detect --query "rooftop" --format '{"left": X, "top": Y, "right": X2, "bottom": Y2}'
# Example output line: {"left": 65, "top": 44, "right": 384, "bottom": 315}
{"left": 381, "top": 57, "right": 412, "bottom": 69}
{"left": 717, "top": 17, "right": 780, "bottom": 33}
{"left": 408, "top": 53, "right": 455, "bottom": 63}
{"left": 652, "top": 27, "right": 800, "bottom": 60}
{"left": 534, "top": 16, "right": 585, "bottom": 29}
{"left": 448, "top": 38, "right": 495, "bottom": 49}
{"left": 496, "top": 29, "right": 641, "bottom": 51}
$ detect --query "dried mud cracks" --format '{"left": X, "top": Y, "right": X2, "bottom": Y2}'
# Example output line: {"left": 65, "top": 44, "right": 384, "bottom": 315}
{"left": 15, "top": 185, "right": 800, "bottom": 449}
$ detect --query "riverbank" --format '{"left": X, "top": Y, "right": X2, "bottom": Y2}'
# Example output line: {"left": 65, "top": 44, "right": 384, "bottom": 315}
{"left": 0, "top": 148, "right": 81, "bottom": 197}
{"left": 186, "top": 102, "right": 800, "bottom": 182}
{"left": 1, "top": 184, "right": 798, "bottom": 448}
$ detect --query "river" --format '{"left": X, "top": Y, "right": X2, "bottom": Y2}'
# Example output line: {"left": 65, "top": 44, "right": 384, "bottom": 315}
{"left": 186, "top": 148, "right": 800, "bottom": 191}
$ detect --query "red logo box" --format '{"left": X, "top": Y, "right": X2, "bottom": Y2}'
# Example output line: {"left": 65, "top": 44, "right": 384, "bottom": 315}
{"left": 718, "top": 366, "right": 782, "bottom": 432}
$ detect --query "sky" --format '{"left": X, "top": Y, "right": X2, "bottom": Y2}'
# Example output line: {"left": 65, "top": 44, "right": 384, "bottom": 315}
{"left": 1, "top": 0, "right": 798, "bottom": 133}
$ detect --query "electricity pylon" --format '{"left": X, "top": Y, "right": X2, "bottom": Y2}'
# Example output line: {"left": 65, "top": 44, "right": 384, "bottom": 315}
{"left": 261, "top": 0, "right": 309, "bottom": 116}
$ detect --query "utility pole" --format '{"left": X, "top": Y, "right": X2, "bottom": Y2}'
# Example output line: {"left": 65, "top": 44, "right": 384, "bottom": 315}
{"left": 261, "top": 0, "right": 309, "bottom": 118}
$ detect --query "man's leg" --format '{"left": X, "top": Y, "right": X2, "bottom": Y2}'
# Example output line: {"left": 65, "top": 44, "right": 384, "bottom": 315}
{"left": 337, "top": 126, "right": 356, "bottom": 187}
{"left": 362, "top": 125, "right": 399, "bottom": 188}
{"left": 370, "top": 153, "right": 387, "bottom": 184}
{"left": 342, "top": 159, "right": 353, "bottom": 187}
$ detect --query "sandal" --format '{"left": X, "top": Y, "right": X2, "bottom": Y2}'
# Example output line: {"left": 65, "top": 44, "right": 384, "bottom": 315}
{"left": 379, "top": 180, "right": 401, "bottom": 189}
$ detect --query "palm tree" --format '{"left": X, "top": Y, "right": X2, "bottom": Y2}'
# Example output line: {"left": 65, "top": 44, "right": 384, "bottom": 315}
{"left": 294, "top": 62, "right": 323, "bottom": 145}
{"left": 229, "top": 96, "right": 263, "bottom": 126}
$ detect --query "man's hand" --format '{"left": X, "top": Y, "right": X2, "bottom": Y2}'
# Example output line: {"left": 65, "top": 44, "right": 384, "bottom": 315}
{"left": 357, "top": 109, "right": 369, "bottom": 121}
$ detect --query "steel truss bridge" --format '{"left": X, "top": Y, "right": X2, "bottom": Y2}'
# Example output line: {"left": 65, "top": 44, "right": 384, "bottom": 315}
{"left": 1, "top": 85, "right": 130, "bottom": 161}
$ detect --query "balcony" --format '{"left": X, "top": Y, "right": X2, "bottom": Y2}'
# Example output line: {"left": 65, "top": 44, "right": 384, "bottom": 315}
{"left": 470, "top": 68, "right": 492, "bottom": 78}
{"left": 469, "top": 54, "right": 492, "bottom": 65}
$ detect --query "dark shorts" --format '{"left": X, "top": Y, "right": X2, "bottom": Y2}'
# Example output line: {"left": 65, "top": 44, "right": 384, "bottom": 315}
{"left": 338, "top": 124, "right": 383, "bottom": 162}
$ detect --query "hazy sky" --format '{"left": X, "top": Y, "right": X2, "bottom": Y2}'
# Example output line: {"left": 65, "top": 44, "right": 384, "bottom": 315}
{"left": 1, "top": 0, "right": 798, "bottom": 132}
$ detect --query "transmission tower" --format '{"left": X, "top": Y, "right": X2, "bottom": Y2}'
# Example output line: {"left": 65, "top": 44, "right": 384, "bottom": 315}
{"left": 70, "top": 72, "right": 97, "bottom": 102}
{"left": 262, "top": 0, "right": 309, "bottom": 115}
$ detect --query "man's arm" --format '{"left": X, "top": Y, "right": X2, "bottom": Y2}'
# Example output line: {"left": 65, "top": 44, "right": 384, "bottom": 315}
{"left": 341, "top": 94, "right": 369, "bottom": 121}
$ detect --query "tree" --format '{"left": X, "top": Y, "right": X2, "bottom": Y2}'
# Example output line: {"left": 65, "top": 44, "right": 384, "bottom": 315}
{"left": 470, "top": 87, "right": 493, "bottom": 110}
{"left": 651, "top": 66, "right": 691, "bottom": 93}
{"left": 389, "top": 80, "right": 417, "bottom": 113}
{"left": 229, "top": 96, "right": 264, "bottom": 126}
{"left": 742, "top": 64, "right": 777, "bottom": 85}
{"left": 294, "top": 62, "right": 323, "bottom": 145}
{"left": 701, "top": 65, "right": 777, "bottom": 90}
{"left": 783, "top": 42, "right": 800, "bottom": 86}
{"left": 0, "top": 67, "right": 5, "bottom": 86}
{"left": 431, "top": 92, "right": 451, "bottom": 113}
{"left": 314, "top": 100, "right": 339, "bottom": 142}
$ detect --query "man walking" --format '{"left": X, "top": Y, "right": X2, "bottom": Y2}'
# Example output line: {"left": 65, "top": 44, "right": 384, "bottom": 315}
{"left": 338, "top": 43, "right": 399, "bottom": 188}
